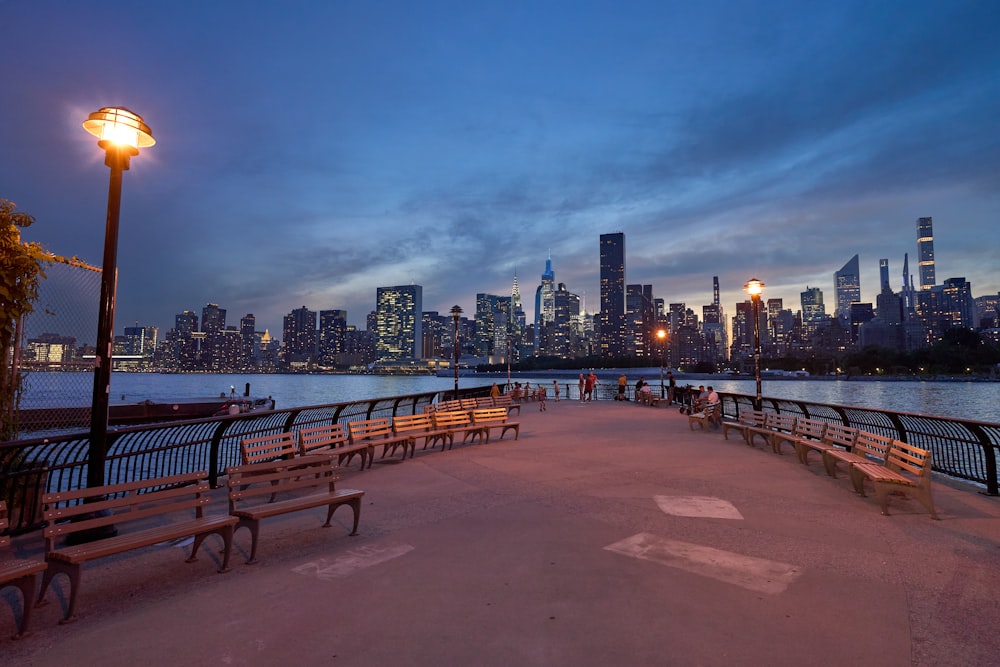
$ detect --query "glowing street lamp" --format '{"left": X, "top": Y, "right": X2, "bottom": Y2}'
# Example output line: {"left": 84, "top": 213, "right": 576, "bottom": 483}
{"left": 657, "top": 329, "right": 667, "bottom": 398}
{"left": 84, "top": 107, "right": 154, "bottom": 491}
{"left": 744, "top": 278, "right": 765, "bottom": 409}
{"left": 451, "top": 305, "right": 463, "bottom": 400}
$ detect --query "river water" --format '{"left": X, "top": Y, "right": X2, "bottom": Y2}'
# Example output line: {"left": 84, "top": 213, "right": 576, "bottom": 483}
{"left": 19, "top": 370, "right": 1000, "bottom": 424}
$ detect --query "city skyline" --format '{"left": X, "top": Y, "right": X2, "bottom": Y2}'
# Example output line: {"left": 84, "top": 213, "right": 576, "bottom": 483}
{"left": 3, "top": 2, "right": 998, "bottom": 337}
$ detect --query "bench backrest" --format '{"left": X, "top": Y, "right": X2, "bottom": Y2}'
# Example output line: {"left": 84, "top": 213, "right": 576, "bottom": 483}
{"left": 42, "top": 472, "right": 211, "bottom": 549}
{"left": 494, "top": 395, "right": 516, "bottom": 408}
{"left": 853, "top": 431, "right": 894, "bottom": 463}
{"left": 793, "top": 418, "right": 828, "bottom": 442}
{"left": 768, "top": 413, "right": 797, "bottom": 433}
{"left": 393, "top": 413, "right": 435, "bottom": 435}
{"left": 823, "top": 423, "right": 858, "bottom": 449}
{"left": 886, "top": 441, "right": 933, "bottom": 479}
{"left": 298, "top": 424, "right": 348, "bottom": 455}
{"left": 348, "top": 418, "right": 394, "bottom": 442}
{"left": 742, "top": 410, "right": 767, "bottom": 427}
{"left": 472, "top": 407, "right": 508, "bottom": 425}
{"left": 436, "top": 399, "right": 464, "bottom": 412}
{"left": 433, "top": 411, "right": 473, "bottom": 429}
{"left": 227, "top": 454, "right": 337, "bottom": 507}
{"left": 241, "top": 431, "right": 298, "bottom": 465}
{"left": 460, "top": 399, "right": 478, "bottom": 411}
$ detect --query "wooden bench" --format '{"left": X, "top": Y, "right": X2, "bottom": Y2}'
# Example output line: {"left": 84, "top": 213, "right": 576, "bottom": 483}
{"left": 795, "top": 423, "right": 859, "bottom": 467}
{"left": 1, "top": 500, "right": 47, "bottom": 638}
{"left": 298, "top": 423, "right": 372, "bottom": 471}
{"left": 38, "top": 472, "right": 236, "bottom": 622}
{"left": 432, "top": 411, "right": 487, "bottom": 449}
{"left": 226, "top": 454, "right": 364, "bottom": 563}
{"left": 471, "top": 407, "right": 521, "bottom": 442}
{"left": 240, "top": 431, "right": 298, "bottom": 465}
{"left": 393, "top": 413, "right": 452, "bottom": 452}
{"left": 722, "top": 410, "right": 766, "bottom": 441}
{"left": 348, "top": 417, "right": 414, "bottom": 462}
{"left": 745, "top": 413, "right": 797, "bottom": 450}
{"left": 771, "top": 417, "right": 828, "bottom": 456}
{"left": 688, "top": 402, "right": 722, "bottom": 431}
{"left": 493, "top": 394, "right": 521, "bottom": 416}
{"left": 433, "top": 399, "right": 464, "bottom": 413}
{"left": 850, "top": 440, "right": 938, "bottom": 519}
{"left": 822, "top": 430, "right": 894, "bottom": 479}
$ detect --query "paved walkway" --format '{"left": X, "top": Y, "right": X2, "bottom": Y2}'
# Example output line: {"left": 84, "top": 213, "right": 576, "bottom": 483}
{"left": 4, "top": 399, "right": 1000, "bottom": 666}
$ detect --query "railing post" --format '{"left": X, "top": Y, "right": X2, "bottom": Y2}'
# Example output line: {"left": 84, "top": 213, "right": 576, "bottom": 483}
{"left": 968, "top": 423, "right": 999, "bottom": 496}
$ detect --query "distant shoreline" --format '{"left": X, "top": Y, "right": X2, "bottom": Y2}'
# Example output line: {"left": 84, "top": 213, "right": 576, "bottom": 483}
{"left": 465, "top": 369, "right": 998, "bottom": 383}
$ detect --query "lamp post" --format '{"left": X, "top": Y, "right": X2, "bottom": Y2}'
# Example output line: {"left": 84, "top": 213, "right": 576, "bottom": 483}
{"left": 745, "top": 278, "right": 765, "bottom": 410}
{"left": 451, "top": 305, "right": 462, "bottom": 400}
{"left": 656, "top": 329, "right": 666, "bottom": 398}
{"left": 84, "top": 107, "right": 155, "bottom": 491}
{"left": 506, "top": 335, "right": 512, "bottom": 391}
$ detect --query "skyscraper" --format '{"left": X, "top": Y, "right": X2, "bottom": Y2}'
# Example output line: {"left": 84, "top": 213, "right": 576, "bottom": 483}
{"left": 834, "top": 254, "right": 861, "bottom": 326}
{"left": 318, "top": 309, "right": 347, "bottom": 366}
{"left": 917, "top": 216, "right": 936, "bottom": 291}
{"left": 283, "top": 306, "right": 317, "bottom": 364}
{"left": 534, "top": 255, "right": 556, "bottom": 353}
{"left": 879, "top": 258, "right": 890, "bottom": 293}
{"left": 599, "top": 232, "right": 626, "bottom": 357}
{"left": 375, "top": 285, "right": 423, "bottom": 361}
{"left": 201, "top": 303, "right": 226, "bottom": 370}
{"left": 800, "top": 286, "right": 826, "bottom": 334}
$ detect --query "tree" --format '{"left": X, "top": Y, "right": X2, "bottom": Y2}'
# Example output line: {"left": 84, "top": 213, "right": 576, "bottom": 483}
{"left": 0, "top": 200, "right": 48, "bottom": 441}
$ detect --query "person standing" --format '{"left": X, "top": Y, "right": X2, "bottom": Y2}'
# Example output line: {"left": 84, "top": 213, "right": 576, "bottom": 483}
{"left": 579, "top": 373, "right": 586, "bottom": 401}
{"left": 490, "top": 382, "right": 500, "bottom": 398}
{"left": 537, "top": 384, "right": 547, "bottom": 411}
{"left": 585, "top": 372, "right": 597, "bottom": 401}
{"left": 667, "top": 371, "right": 676, "bottom": 405}
{"left": 617, "top": 374, "right": 627, "bottom": 401}
{"left": 553, "top": 380, "right": 560, "bottom": 402}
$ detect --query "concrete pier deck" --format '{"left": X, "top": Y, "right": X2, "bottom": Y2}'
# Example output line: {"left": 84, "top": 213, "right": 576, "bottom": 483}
{"left": 4, "top": 399, "right": 1000, "bottom": 666}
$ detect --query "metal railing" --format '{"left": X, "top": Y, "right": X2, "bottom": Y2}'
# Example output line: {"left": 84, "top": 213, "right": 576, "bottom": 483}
{"left": 0, "top": 386, "right": 490, "bottom": 533}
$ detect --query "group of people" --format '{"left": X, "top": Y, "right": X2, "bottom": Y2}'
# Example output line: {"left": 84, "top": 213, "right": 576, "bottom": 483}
{"left": 578, "top": 372, "right": 598, "bottom": 401}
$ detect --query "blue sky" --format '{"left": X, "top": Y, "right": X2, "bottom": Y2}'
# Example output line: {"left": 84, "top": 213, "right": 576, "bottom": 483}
{"left": 2, "top": 1, "right": 998, "bottom": 339}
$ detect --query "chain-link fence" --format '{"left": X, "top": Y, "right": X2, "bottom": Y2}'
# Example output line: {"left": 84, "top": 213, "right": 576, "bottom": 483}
{"left": 14, "top": 258, "right": 100, "bottom": 436}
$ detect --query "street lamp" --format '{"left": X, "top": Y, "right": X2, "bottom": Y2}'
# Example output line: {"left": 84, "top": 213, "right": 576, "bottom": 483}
{"left": 506, "top": 335, "right": 512, "bottom": 391}
{"left": 745, "top": 278, "right": 765, "bottom": 409}
{"left": 84, "top": 107, "right": 155, "bottom": 491}
{"left": 451, "top": 305, "right": 462, "bottom": 400}
{"left": 656, "top": 329, "right": 666, "bottom": 398}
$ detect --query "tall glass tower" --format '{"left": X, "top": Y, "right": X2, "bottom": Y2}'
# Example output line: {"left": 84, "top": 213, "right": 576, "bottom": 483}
{"left": 375, "top": 285, "right": 423, "bottom": 361}
{"left": 599, "top": 232, "right": 626, "bottom": 357}
{"left": 917, "top": 216, "right": 936, "bottom": 291}
{"left": 834, "top": 254, "right": 861, "bottom": 325}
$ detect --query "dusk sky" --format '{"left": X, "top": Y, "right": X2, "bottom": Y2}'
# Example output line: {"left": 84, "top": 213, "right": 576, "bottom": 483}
{"left": 3, "top": 1, "right": 998, "bottom": 341}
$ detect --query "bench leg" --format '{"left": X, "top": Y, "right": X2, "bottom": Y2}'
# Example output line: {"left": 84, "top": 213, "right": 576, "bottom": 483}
{"left": 8, "top": 572, "right": 40, "bottom": 638}
{"left": 37, "top": 560, "right": 81, "bottom": 623}
{"left": 235, "top": 519, "right": 262, "bottom": 565}
{"left": 189, "top": 527, "right": 234, "bottom": 573}
{"left": 324, "top": 498, "right": 362, "bottom": 535}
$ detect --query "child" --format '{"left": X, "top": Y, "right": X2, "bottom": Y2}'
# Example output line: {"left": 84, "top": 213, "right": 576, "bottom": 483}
{"left": 537, "top": 385, "right": 547, "bottom": 411}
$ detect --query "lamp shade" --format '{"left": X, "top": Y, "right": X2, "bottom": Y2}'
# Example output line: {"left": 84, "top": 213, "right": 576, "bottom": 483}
{"left": 745, "top": 278, "right": 765, "bottom": 297}
{"left": 83, "top": 107, "right": 155, "bottom": 149}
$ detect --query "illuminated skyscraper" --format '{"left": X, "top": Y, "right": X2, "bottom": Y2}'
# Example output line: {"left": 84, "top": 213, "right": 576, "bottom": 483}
{"left": 834, "top": 254, "right": 861, "bottom": 326}
{"left": 375, "top": 284, "right": 423, "bottom": 360}
{"left": 599, "top": 232, "right": 626, "bottom": 357}
{"left": 917, "top": 216, "right": 936, "bottom": 291}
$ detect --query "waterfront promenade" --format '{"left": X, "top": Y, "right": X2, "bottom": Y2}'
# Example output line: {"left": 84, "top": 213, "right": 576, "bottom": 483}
{"left": 3, "top": 400, "right": 1000, "bottom": 666}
